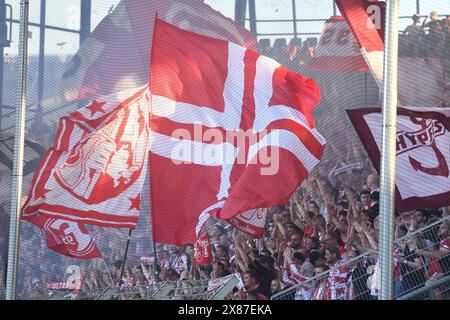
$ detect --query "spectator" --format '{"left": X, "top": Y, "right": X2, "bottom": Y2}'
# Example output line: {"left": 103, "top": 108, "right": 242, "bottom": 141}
{"left": 294, "top": 262, "right": 316, "bottom": 300}
{"left": 211, "top": 261, "right": 229, "bottom": 279}
{"left": 347, "top": 247, "right": 373, "bottom": 300}
{"left": 323, "top": 231, "right": 347, "bottom": 261}
{"left": 398, "top": 230, "right": 427, "bottom": 296}
{"left": 324, "top": 246, "right": 349, "bottom": 300}
{"left": 270, "top": 279, "right": 282, "bottom": 296}
{"left": 309, "top": 249, "right": 326, "bottom": 268}
{"left": 214, "top": 244, "right": 230, "bottom": 262}
{"left": 416, "top": 220, "right": 450, "bottom": 276}
{"left": 360, "top": 190, "right": 371, "bottom": 210}
{"left": 366, "top": 172, "right": 380, "bottom": 193}
{"left": 283, "top": 252, "right": 306, "bottom": 287}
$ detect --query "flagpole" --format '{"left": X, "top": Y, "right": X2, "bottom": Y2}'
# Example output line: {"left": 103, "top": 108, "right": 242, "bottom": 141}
{"left": 117, "top": 229, "right": 133, "bottom": 286}
{"left": 5, "top": 0, "right": 29, "bottom": 300}
{"left": 378, "top": 0, "right": 400, "bottom": 301}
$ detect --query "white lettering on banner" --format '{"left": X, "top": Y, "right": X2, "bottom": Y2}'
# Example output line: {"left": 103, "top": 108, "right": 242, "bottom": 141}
{"left": 314, "top": 19, "right": 359, "bottom": 58}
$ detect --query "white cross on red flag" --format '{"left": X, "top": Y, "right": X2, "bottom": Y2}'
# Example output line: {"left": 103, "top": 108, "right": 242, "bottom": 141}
{"left": 149, "top": 20, "right": 326, "bottom": 245}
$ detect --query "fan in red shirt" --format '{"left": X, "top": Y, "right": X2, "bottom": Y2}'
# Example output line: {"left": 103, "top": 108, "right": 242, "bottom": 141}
{"left": 324, "top": 246, "right": 350, "bottom": 300}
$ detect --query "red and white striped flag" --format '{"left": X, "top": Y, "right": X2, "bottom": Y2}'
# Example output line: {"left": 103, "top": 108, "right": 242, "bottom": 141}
{"left": 62, "top": 0, "right": 257, "bottom": 103}
{"left": 149, "top": 20, "right": 325, "bottom": 245}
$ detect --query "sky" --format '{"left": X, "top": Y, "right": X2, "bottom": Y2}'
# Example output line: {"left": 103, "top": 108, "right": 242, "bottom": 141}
{"left": 4, "top": 0, "right": 450, "bottom": 57}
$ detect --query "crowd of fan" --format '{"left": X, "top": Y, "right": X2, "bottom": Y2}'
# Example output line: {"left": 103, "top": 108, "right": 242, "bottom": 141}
{"left": 401, "top": 12, "right": 450, "bottom": 60}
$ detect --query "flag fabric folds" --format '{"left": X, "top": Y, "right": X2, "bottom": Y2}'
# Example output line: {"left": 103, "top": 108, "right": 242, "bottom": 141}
{"left": 193, "top": 233, "right": 213, "bottom": 265}
{"left": 149, "top": 19, "right": 325, "bottom": 245}
{"left": 308, "top": 16, "right": 369, "bottom": 73}
{"left": 335, "top": 0, "right": 385, "bottom": 86}
{"left": 21, "top": 86, "right": 151, "bottom": 257}
{"left": 62, "top": 0, "right": 257, "bottom": 104}
{"left": 24, "top": 0, "right": 257, "bottom": 258}
{"left": 347, "top": 106, "right": 450, "bottom": 212}
{"left": 227, "top": 208, "right": 267, "bottom": 238}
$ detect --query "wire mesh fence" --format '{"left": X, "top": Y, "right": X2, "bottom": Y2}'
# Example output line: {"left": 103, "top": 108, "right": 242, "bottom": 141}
{"left": 41, "top": 275, "right": 240, "bottom": 300}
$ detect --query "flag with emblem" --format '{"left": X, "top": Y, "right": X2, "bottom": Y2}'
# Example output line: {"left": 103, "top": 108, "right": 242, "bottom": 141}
{"left": 21, "top": 85, "right": 150, "bottom": 229}
{"left": 347, "top": 106, "right": 450, "bottom": 212}
{"left": 228, "top": 208, "right": 268, "bottom": 238}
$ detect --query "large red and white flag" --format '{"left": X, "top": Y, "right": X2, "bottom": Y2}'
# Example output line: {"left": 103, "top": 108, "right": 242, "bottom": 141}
{"left": 308, "top": 16, "right": 369, "bottom": 73}
{"left": 335, "top": 0, "right": 385, "bottom": 86}
{"left": 21, "top": 86, "right": 150, "bottom": 228}
{"left": 347, "top": 107, "right": 450, "bottom": 212}
{"left": 30, "top": 216, "right": 101, "bottom": 259}
{"left": 149, "top": 20, "right": 325, "bottom": 245}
